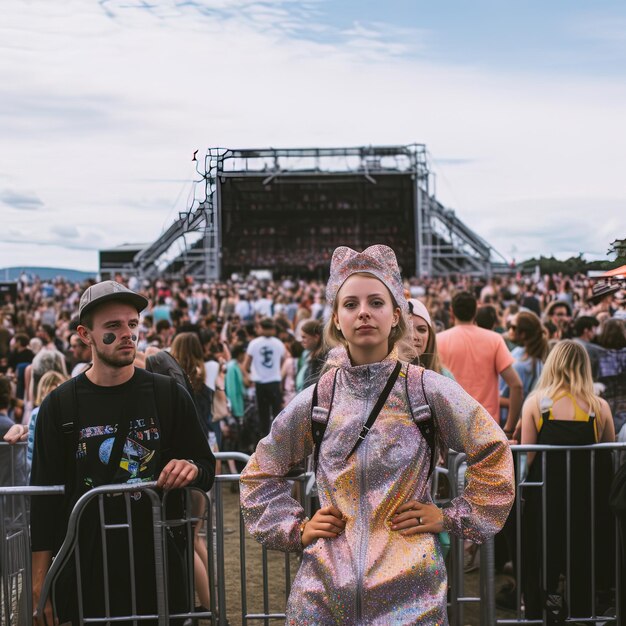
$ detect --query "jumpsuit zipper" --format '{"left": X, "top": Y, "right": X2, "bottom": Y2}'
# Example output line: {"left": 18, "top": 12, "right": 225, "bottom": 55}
{"left": 355, "top": 366, "right": 371, "bottom": 624}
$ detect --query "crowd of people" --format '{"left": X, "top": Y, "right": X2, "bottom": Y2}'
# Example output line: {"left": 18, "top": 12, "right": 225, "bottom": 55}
{"left": 1, "top": 269, "right": 624, "bottom": 453}
{"left": 0, "top": 261, "right": 625, "bottom": 621}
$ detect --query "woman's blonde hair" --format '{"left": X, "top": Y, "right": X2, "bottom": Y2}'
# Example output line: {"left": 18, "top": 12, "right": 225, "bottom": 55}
{"left": 323, "top": 272, "right": 416, "bottom": 362}
{"left": 531, "top": 339, "right": 602, "bottom": 416}
{"left": 35, "top": 370, "right": 68, "bottom": 407}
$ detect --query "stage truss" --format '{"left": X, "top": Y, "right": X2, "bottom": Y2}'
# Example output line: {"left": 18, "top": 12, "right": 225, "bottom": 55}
{"left": 125, "top": 145, "right": 508, "bottom": 281}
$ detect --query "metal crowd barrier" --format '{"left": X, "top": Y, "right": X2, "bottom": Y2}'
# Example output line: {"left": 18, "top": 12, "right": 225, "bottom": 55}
{"left": 3, "top": 444, "right": 624, "bottom": 626}
{"left": 0, "top": 442, "right": 29, "bottom": 488}
{"left": 213, "top": 451, "right": 310, "bottom": 626}
{"left": 38, "top": 482, "right": 215, "bottom": 625}
{"left": 447, "top": 443, "right": 626, "bottom": 626}
{"left": 1, "top": 486, "right": 64, "bottom": 626}
{"left": 0, "top": 438, "right": 31, "bottom": 625}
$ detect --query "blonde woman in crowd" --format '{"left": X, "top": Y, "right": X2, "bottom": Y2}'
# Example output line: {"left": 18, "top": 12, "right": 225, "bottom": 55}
{"left": 27, "top": 370, "right": 69, "bottom": 465}
{"left": 521, "top": 340, "right": 615, "bottom": 620}
{"left": 407, "top": 298, "right": 454, "bottom": 378}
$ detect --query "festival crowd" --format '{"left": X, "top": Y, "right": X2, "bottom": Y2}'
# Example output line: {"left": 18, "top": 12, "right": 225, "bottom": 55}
{"left": 2, "top": 270, "right": 624, "bottom": 455}
{"left": 0, "top": 265, "right": 625, "bottom": 621}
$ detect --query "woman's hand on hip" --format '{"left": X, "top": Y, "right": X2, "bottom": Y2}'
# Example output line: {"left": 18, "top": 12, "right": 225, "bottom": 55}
{"left": 390, "top": 500, "right": 444, "bottom": 536}
{"left": 301, "top": 505, "right": 346, "bottom": 547}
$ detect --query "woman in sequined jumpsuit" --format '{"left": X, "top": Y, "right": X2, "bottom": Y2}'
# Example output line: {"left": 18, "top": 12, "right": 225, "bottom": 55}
{"left": 240, "top": 245, "right": 514, "bottom": 625}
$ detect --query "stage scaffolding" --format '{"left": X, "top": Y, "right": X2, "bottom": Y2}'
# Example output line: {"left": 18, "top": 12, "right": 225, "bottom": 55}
{"left": 122, "top": 145, "right": 509, "bottom": 281}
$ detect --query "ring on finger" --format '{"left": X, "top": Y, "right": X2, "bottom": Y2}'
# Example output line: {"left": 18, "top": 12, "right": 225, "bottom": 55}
{"left": 418, "top": 517, "right": 423, "bottom": 525}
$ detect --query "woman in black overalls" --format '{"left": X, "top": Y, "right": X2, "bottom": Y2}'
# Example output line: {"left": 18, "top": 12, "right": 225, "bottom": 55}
{"left": 520, "top": 340, "right": 615, "bottom": 622}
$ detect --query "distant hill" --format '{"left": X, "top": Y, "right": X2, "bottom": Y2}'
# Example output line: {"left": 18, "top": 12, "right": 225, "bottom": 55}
{"left": 0, "top": 267, "right": 96, "bottom": 282}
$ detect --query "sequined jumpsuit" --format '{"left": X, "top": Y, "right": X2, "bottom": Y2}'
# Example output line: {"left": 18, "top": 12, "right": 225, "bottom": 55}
{"left": 240, "top": 349, "right": 514, "bottom": 625}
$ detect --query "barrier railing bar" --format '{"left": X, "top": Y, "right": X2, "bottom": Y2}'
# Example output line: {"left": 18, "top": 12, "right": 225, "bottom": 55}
{"left": 214, "top": 480, "right": 227, "bottom": 626}
{"left": 239, "top": 490, "right": 249, "bottom": 625}
{"left": 540, "top": 451, "right": 548, "bottom": 625}
{"left": 207, "top": 493, "right": 218, "bottom": 626}
{"left": 480, "top": 539, "right": 496, "bottom": 625}
{"left": 590, "top": 448, "right": 596, "bottom": 620}
{"left": 261, "top": 545, "right": 270, "bottom": 626}
{"left": 616, "top": 462, "right": 622, "bottom": 625}
{"left": 565, "top": 449, "right": 572, "bottom": 620}
{"left": 0, "top": 486, "right": 64, "bottom": 495}
{"left": 98, "top": 494, "right": 113, "bottom": 622}
{"left": 514, "top": 452, "right": 523, "bottom": 620}
{"left": 126, "top": 492, "right": 138, "bottom": 626}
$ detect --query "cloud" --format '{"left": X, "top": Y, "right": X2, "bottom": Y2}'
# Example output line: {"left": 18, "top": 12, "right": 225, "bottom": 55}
{"left": 475, "top": 197, "right": 623, "bottom": 261}
{"left": 50, "top": 225, "right": 80, "bottom": 239}
{"left": 0, "top": 189, "right": 44, "bottom": 210}
{"left": 1, "top": 1, "right": 625, "bottom": 272}
{"left": 0, "top": 234, "right": 96, "bottom": 251}
{"left": 0, "top": 92, "right": 123, "bottom": 139}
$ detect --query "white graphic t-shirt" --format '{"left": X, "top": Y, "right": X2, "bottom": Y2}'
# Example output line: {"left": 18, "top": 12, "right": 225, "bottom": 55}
{"left": 246, "top": 336, "right": 285, "bottom": 383}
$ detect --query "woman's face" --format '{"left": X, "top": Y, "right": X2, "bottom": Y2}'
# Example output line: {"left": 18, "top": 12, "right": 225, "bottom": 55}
{"left": 411, "top": 315, "right": 430, "bottom": 357}
{"left": 507, "top": 314, "right": 519, "bottom": 342}
{"left": 300, "top": 331, "right": 317, "bottom": 351}
{"left": 334, "top": 274, "right": 400, "bottom": 365}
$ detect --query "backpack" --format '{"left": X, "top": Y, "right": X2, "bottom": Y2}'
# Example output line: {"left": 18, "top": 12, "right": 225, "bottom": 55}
{"left": 310, "top": 362, "right": 437, "bottom": 475}
{"left": 146, "top": 351, "right": 211, "bottom": 438}
{"left": 145, "top": 351, "right": 195, "bottom": 398}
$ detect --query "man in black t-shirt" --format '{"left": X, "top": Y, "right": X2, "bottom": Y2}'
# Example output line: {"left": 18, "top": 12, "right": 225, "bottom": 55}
{"left": 30, "top": 280, "right": 215, "bottom": 625}
{"left": 7, "top": 333, "right": 35, "bottom": 374}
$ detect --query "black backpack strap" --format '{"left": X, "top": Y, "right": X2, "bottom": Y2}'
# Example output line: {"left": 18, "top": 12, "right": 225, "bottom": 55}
{"left": 346, "top": 361, "right": 402, "bottom": 460}
{"left": 310, "top": 368, "right": 338, "bottom": 473}
{"left": 57, "top": 377, "right": 79, "bottom": 492}
{"left": 152, "top": 373, "right": 176, "bottom": 455}
{"left": 406, "top": 364, "right": 437, "bottom": 478}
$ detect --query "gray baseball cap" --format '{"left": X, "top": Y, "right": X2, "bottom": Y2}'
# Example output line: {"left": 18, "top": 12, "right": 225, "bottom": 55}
{"left": 79, "top": 280, "right": 148, "bottom": 322}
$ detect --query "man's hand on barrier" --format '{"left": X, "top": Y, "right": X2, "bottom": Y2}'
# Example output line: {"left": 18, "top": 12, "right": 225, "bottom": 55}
{"left": 301, "top": 505, "right": 346, "bottom": 547}
{"left": 3, "top": 423, "right": 28, "bottom": 443}
{"left": 157, "top": 459, "right": 199, "bottom": 490}
{"left": 390, "top": 500, "right": 444, "bottom": 536}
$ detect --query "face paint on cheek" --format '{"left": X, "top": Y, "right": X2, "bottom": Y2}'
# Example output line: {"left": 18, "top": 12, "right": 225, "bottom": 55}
{"left": 102, "top": 333, "right": 116, "bottom": 345}
{"left": 131, "top": 335, "right": 137, "bottom": 343}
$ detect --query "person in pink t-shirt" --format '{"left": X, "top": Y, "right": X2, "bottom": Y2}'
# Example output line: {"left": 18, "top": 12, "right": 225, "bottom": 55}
{"left": 438, "top": 292, "right": 523, "bottom": 439}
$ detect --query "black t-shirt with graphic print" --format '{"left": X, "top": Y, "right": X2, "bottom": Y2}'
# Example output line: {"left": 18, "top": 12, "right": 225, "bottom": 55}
{"left": 30, "top": 367, "right": 215, "bottom": 553}
{"left": 76, "top": 373, "right": 161, "bottom": 489}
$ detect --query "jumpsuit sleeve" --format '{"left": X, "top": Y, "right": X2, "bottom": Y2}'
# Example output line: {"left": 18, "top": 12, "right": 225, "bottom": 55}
{"left": 424, "top": 369, "right": 515, "bottom": 543}
{"left": 240, "top": 384, "right": 316, "bottom": 553}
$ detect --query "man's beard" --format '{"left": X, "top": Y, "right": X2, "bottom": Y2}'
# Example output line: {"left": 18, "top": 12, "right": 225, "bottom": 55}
{"left": 94, "top": 344, "right": 136, "bottom": 368}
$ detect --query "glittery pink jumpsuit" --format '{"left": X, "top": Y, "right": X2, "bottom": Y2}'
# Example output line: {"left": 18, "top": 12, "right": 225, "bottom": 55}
{"left": 240, "top": 349, "right": 514, "bottom": 625}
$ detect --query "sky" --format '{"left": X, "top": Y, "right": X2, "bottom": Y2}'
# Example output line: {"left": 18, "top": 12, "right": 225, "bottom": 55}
{"left": 1, "top": 0, "right": 625, "bottom": 272}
